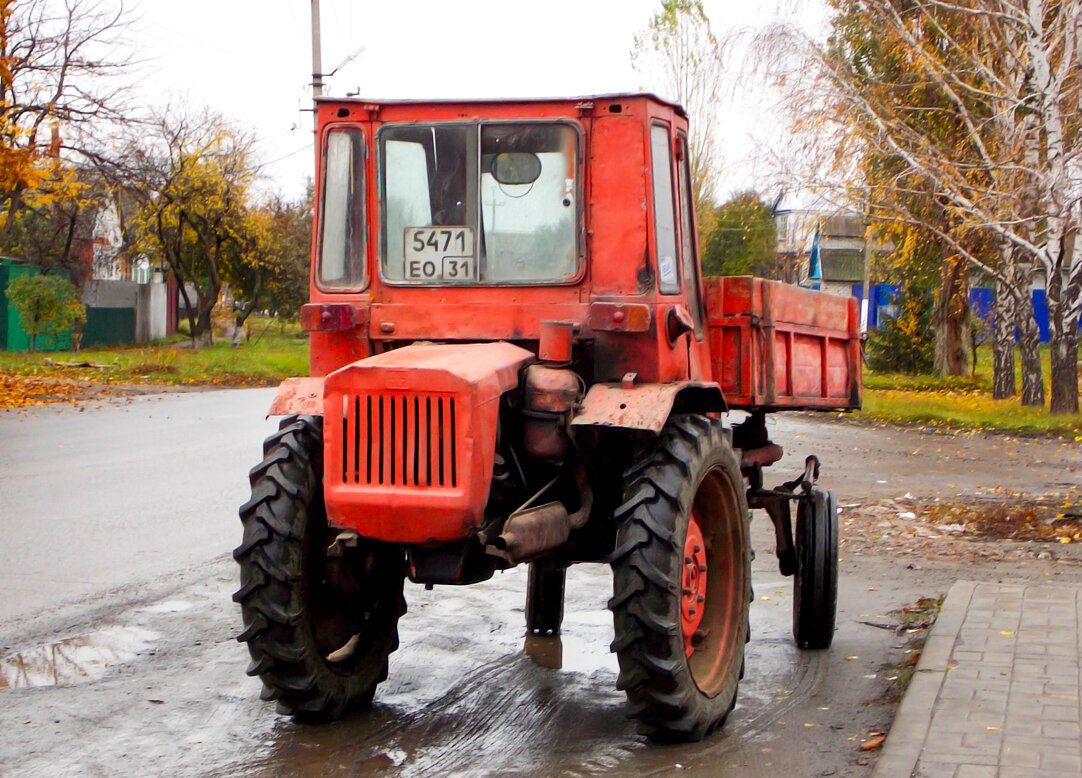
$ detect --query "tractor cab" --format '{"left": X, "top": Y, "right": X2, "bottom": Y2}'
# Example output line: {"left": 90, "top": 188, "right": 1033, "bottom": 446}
{"left": 301, "top": 93, "right": 711, "bottom": 386}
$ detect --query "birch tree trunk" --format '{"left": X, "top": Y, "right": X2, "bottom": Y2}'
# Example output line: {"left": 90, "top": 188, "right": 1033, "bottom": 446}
{"left": 1046, "top": 249, "right": 1081, "bottom": 413}
{"left": 992, "top": 275, "right": 1017, "bottom": 400}
{"left": 1048, "top": 314, "right": 1080, "bottom": 413}
{"left": 1015, "top": 262, "right": 1044, "bottom": 406}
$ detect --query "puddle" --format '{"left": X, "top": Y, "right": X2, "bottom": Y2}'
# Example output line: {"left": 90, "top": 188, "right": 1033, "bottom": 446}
{"left": 522, "top": 632, "right": 616, "bottom": 674}
{"left": 0, "top": 626, "right": 158, "bottom": 689}
{"left": 523, "top": 634, "right": 563, "bottom": 669}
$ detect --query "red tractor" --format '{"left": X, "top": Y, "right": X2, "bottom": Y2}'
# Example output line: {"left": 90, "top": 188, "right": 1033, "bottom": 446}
{"left": 234, "top": 93, "right": 861, "bottom": 741}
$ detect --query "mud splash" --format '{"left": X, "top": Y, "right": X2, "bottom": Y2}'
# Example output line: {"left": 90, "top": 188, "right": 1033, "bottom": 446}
{"left": 0, "top": 626, "right": 157, "bottom": 689}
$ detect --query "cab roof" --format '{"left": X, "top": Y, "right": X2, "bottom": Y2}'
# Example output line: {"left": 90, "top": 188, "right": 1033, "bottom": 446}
{"left": 314, "top": 92, "right": 687, "bottom": 118}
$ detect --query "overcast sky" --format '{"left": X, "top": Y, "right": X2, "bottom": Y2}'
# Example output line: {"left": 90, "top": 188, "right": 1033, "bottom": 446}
{"left": 128, "top": 0, "right": 824, "bottom": 200}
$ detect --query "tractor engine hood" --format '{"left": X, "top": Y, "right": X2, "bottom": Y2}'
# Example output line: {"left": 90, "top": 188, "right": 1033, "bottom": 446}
{"left": 321, "top": 342, "right": 534, "bottom": 543}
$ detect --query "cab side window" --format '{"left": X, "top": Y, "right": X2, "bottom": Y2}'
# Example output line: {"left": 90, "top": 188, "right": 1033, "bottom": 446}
{"left": 650, "top": 124, "right": 680, "bottom": 293}
{"left": 677, "top": 133, "right": 704, "bottom": 336}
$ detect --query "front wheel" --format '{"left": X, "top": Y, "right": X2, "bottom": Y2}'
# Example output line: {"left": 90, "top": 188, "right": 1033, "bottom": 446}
{"left": 233, "top": 415, "right": 406, "bottom": 719}
{"left": 793, "top": 489, "right": 838, "bottom": 649}
{"left": 609, "top": 415, "right": 751, "bottom": 741}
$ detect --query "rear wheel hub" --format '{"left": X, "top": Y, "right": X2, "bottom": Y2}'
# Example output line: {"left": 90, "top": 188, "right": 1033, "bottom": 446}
{"left": 682, "top": 508, "right": 708, "bottom": 656}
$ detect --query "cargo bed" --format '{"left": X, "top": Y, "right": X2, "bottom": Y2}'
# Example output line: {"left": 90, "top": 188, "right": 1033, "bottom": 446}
{"left": 704, "top": 276, "right": 862, "bottom": 412}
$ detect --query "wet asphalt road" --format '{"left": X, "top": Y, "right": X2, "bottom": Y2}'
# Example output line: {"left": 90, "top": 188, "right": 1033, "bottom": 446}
{"left": 2, "top": 391, "right": 1079, "bottom": 776}
{"left": 0, "top": 389, "right": 279, "bottom": 623}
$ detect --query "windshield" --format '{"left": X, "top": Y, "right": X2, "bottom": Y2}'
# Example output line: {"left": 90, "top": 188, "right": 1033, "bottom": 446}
{"left": 380, "top": 122, "right": 579, "bottom": 285}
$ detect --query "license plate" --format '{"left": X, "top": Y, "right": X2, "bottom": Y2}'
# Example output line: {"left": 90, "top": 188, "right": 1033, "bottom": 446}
{"left": 404, "top": 227, "right": 476, "bottom": 281}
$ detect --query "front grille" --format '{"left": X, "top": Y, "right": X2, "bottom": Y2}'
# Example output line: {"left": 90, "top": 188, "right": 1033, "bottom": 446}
{"left": 338, "top": 392, "right": 458, "bottom": 488}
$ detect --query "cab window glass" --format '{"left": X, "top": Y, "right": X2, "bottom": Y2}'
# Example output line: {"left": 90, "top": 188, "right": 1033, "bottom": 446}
{"left": 379, "top": 122, "right": 580, "bottom": 285}
{"left": 650, "top": 125, "right": 680, "bottom": 293}
{"left": 318, "top": 129, "right": 366, "bottom": 290}
{"left": 677, "top": 134, "right": 703, "bottom": 335}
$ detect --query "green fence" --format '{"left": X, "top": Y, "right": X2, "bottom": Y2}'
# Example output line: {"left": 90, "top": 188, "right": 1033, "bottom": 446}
{"left": 83, "top": 306, "right": 135, "bottom": 347}
{"left": 0, "top": 259, "right": 138, "bottom": 351}
{"left": 0, "top": 259, "right": 72, "bottom": 351}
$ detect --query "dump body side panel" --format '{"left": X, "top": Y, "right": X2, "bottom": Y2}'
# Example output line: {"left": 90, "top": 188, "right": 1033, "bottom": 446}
{"left": 705, "top": 276, "right": 862, "bottom": 411}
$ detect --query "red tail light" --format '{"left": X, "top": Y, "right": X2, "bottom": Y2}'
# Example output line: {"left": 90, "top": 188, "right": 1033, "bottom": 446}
{"left": 300, "top": 303, "right": 357, "bottom": 332}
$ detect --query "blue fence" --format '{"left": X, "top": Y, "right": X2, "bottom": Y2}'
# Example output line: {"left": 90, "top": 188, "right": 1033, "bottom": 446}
{"left": 851, "top": 284, "right": 1068, "bottom": 343}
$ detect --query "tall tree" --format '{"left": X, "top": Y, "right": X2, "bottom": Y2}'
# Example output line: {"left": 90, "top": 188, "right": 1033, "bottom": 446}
{"left": 767, "top": 0, "right": 1082, "bottom": 412}
{"left": 0, "top": 163, "right": 111, "bottom": 286}
{"left": 260, "top": 185, "right": 313, "bottom": 321}
{"left": 632, "top": 0, "right": 725, "bottom": 239}
{"left": 0, "top": 0, "right": 131, "bottom": 238}
{"left": 701, "top": 191, "right": 779, "bottom": 277}
{"left": 223, "top": 190, "right": 312, "bottom": 345}
{"left": 118, "top": 107, "right": 261, "bottom": 346}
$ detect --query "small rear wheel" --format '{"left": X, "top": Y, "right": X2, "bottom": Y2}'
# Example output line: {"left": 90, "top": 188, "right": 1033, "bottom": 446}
{"left": 609, "top": 415, "right": 751, "bottom": 741}
{"left": 793, "top": 489, "right": 838, "bottom": 649}
{"left": 233, "top": 415, "right": 406, "bottom": 719}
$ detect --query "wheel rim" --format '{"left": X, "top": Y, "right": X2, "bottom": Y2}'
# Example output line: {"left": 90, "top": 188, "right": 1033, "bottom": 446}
{"left": 681, "top": 508, "right": 708, "bottom": 656}
{"left": 683, "top": 466, "right": 746, "bottom": 697}
{"left": 307, "top": 519, "right": 370, "bottom": 670}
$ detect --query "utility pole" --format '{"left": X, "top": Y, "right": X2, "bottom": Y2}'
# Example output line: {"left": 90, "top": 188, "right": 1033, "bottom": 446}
{"left": 311, "top": 0, "right": 323, "bottom": 124}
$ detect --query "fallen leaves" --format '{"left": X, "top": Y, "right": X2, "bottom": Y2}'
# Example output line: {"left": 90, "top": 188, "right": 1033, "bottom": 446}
{"left": 859, "top": 734, "right": 886, "bottom": 751}
{"left": 839, "top": 490, "right": 1082, "bottom": 562}
{"left": 0, "top": 373, "right": 99, "bottom": 408}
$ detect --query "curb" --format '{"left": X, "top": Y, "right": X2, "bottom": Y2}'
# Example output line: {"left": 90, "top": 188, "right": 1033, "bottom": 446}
{"left": 872, "top": 579, "right": 976, "bottom": 777}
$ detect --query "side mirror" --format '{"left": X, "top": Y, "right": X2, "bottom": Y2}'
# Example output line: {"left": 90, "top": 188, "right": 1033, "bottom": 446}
{"left": 491, "top": 152, "right": 542, "bottom": 185}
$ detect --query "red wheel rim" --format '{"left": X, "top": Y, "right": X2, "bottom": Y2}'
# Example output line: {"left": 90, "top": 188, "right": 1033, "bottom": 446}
{"left": 681, "top": 507, "right": 708, "bottom": 657}
{"left": 682, "top": 465, "right": 746, "bottom": 698}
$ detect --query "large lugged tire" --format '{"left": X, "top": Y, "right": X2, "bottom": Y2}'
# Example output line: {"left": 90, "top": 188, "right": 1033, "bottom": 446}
{"left": 793, "top": 488, "right": 838, "bottom": 650}
{"left": 609, "top": 415, "right": 751, "bottom": 741}
{"left": 233, "top": 415, "right": 406, "bottom": 719}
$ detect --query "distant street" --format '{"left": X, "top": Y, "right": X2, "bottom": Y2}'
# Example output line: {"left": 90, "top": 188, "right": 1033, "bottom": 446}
{"left": 0, "top": 388, "right": 278, "bottom": 623}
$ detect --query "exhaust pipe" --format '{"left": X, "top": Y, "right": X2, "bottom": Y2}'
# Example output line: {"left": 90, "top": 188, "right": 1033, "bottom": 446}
{"left": 487, "top": 502, "right": 572, "bottom": 564}
{"left": 486, "top": 466, "right": 593, "bottom": 564}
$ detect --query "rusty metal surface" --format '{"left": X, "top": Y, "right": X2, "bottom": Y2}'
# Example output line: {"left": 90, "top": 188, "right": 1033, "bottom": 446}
{"left": 570, "top": 381, "right": 720, "bottom": 434}
{"left": 538, "top": 320, "right": 574, "bottom": 363}
{"left": 267, "top": 377, "right": 324, "bottom": 417}
{"left": 740, "top": 442, "right": 784, "bottom": 469}
{"left": 587, "top": 301, "right": 652, "bottom": 332}
{"left": 300, "top": 302, "right": 367, "bottom": 332}
{"left": 489, "top": 502, "right": 571, "bottom": 563}
{"left": 523, "top": 413, "right": 571, "bottom": 460}
{"left": 335, "top": 341, "right": 535, "bottom": 397}
{"left": 524, "top": 365, "right": 581, "bottom": 413}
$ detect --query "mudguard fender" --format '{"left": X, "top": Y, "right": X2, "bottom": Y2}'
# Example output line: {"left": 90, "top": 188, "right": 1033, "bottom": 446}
{"left": 570, "top": 381, "right": 726, "bottom": 434}
{"left": 268, "top": 376, "right": 324, "bottom": 417}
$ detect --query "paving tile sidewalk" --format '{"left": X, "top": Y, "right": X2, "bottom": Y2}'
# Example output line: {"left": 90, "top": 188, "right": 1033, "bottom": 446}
{"left": 873, "top": 579, "right": 1082, "bottom": 778}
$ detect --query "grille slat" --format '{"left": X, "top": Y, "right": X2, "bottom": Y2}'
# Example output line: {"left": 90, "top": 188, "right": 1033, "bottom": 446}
{"left": 437, "top": 398, "right": 445, "bottom": 486}
{"left": 338, "top": 391, "right": 459, "bottom": 488}
{"left": 352, "top": 395, "right": 360, "bottom": 483}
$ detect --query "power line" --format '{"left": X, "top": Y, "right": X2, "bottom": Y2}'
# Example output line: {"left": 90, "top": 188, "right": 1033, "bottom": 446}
{"left": 260, "top": 143, "right": 312, "bottom": 168}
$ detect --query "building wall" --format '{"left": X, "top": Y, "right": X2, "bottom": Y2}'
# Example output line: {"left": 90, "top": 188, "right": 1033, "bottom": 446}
{"left": 135, "top": 282, "right": 169, "bottom": 342}
{"left": 82, "top": 279, "right": 137, "bottom": 308}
